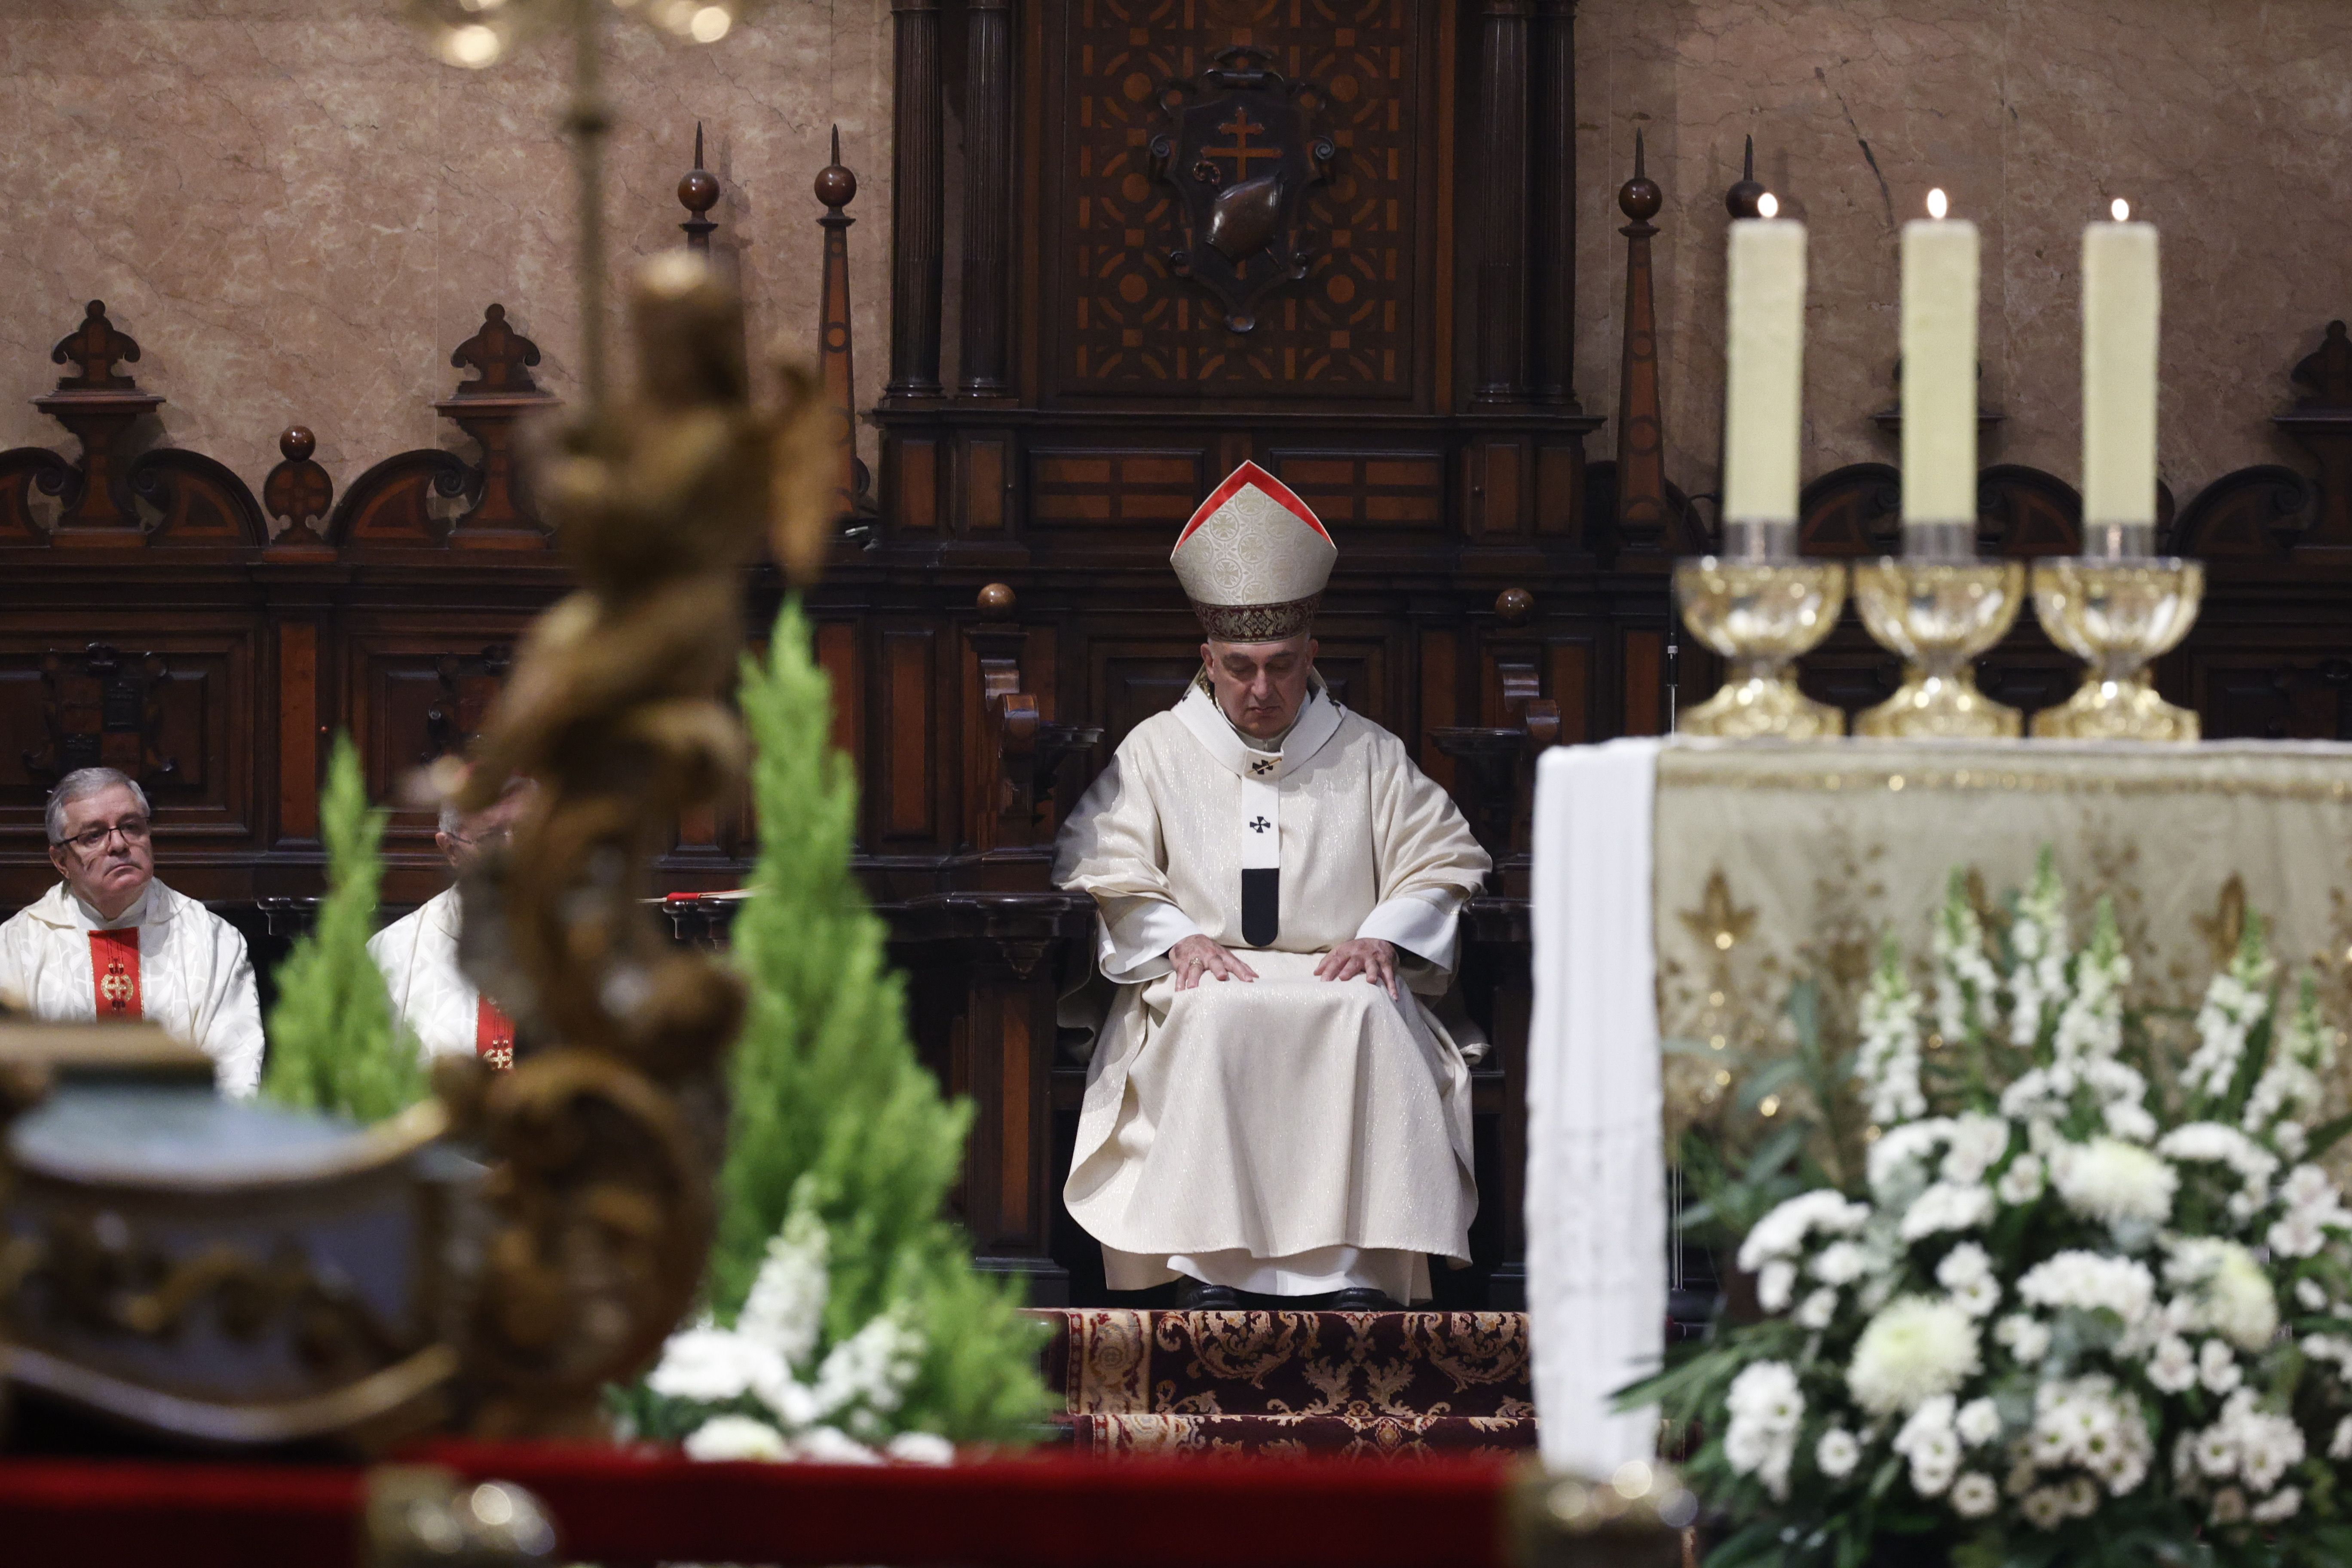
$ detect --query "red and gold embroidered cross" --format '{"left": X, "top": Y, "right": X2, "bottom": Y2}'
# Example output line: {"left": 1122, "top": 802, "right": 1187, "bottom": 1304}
{"left": 88, "top": 928, "right": 141, "bottom": 1020}
{"left": 475, "top": 995, "right": 516, "bottom": 1072}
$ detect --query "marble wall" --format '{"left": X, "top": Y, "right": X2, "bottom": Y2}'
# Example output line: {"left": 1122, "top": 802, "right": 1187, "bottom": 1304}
{"left": 1574, "top": 0, "right": 2352, "bottom": 508}
{"left": 0, "top": 0, "right": 893, "bottom": 517}
{"left": 5, "top": 0, "right": 2343, "bottom": 522}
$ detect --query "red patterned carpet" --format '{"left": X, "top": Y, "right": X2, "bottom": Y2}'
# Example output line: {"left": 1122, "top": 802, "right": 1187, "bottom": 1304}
{"left": 1030, "top": 1309, "right": 1537, "bottom": 1459}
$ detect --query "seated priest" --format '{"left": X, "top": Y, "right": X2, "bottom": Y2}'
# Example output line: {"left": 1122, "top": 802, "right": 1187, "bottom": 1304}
{"left": 368, "top": 778, "right": 535, "bottom": 1070}
{"left": 1053, "top": 462, "right": 1491, "bottom": 1310}
{"left": 0, "top": 767, "right": 264, "bottom": 1096}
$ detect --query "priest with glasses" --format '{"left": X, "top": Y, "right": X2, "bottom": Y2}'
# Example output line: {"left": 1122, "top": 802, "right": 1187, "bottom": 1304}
{"left": 0, "top": 766, "right": 265, "bottom": 1095}
{"left": 1054, "top": 463, "right": 1491, "bottom": 1310}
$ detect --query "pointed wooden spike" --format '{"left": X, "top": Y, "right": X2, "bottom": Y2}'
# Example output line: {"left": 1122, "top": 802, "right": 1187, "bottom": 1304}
{"left": 1743, "top": 134, "right": 1754, "bottom": 180}
{"left": 1634, "top": 127, "right": 1645, "bottom": 178}
{"left": 695, "top": 121, "right": 705, "bottom": 169}
{"left": 830, "top": 123, "right": 842, "bottom": 166}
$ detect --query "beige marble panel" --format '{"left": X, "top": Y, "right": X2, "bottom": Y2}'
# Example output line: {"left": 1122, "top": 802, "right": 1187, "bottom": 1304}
{"left": 1574, "top": 0, "right": 2352, "bottom": 508}
{"left": 0, "top": 0, "right": 893, "bottom": 521}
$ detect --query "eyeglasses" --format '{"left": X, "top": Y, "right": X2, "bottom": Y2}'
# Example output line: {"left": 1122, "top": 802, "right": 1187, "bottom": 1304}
{"left": 54, "top": 817, "right": 151, "bottom": 853}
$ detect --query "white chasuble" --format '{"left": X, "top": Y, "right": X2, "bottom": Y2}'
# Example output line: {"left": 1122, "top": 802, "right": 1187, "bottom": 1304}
{"left": 1052, "top": 683, "right": 1491, "bottom": 1301}
{"left": 369, "top": 888, "right": 497, "bottom": 1063}
{"left": 0, "top": 880, "right": 265, "bottom": 1097}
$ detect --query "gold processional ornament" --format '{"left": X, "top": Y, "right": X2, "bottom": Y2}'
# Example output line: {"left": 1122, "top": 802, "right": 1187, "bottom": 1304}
{"left": 433, "top": 251, "right": 831, "bottom": 1438}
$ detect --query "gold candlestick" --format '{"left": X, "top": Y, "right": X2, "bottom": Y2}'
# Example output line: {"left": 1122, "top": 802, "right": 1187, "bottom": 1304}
{"left": 2029, "top": 555, "right": 2203, "bottom": 741}
{"left": 1674, "top": 547, "right": 1847, "bottom": 738}
{"left": 1851, "top": 554, "right": 2027, "bottom": 738}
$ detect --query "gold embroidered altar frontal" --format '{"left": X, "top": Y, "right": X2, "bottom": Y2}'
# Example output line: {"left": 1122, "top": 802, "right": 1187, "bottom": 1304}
{"left": 1651, "top": 739, "right": 2352, "bottom": 1134}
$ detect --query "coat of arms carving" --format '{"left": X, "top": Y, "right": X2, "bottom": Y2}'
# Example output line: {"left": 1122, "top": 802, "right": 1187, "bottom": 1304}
{"left": 1148, "top": 47, "right": 1335, "bottom": 334}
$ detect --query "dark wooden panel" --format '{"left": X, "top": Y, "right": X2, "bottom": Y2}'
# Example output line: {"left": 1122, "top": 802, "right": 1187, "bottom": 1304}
{"left": 1418, "top": 625, "right": 1458, "bottom": 790}
{"left": 1050, "top": 0, "right": 1432, "bottom": 399}
{"left": 1268, "top": 449, "right": 1443, "bottom": 527}
{"left": 343, "top": 626, "right": 528, "bottom": 853}
{"left": 962, "top": 437, "right": 1009, "bottom": 532}
{"left": 879, "top": 626, "right": 939, "bottom": 842}
{"left": 1029, "top": 447, "right": 1205, "bottom": 526}
{"left": 1547, "top": 640, "right": 1590, "bottom": 744}
{"left": 277, "top": 622, "right": 319, "bottom": 844}
{"left": 1621, "top": 628, "right": 1663, "bottom": 738}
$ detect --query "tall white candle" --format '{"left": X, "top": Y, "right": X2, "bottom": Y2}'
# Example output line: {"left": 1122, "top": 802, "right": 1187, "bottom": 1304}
{"left": 1722, "top": 217, "right": 1807, "bottom": 544}
{"left": 1901, "top": 195, "right": 1979, "bottom": 542}
{"left": 2082, "top": 211, "right": 2159, "bottom": 553}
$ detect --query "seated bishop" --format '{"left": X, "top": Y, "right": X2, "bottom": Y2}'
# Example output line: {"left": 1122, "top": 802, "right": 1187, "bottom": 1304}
{"left": 368, "top": 779, "right": 535, "bottom": 1070}
{"left": 0, "top": 767, "right": 265, "bottom": 1096}
{"left": 1053, "top": 462, "right": 1492, "bottom": 1310}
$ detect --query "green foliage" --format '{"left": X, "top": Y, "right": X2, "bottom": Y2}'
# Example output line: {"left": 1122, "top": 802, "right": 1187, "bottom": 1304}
{"left": 263, "top": 732, "right": 425, "bottom": 1121}
{"left": 711, "top": 600, "right": 1049, "bottom": 1444}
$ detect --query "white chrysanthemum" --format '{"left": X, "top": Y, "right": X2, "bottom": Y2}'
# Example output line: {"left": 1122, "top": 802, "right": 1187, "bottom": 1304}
{"left": 2329, "top": 1415, "right": 2352, "bottom": 1461}
{"left": 1901, "top": 1182, "right": 1996, "bottom": 1242}
{"left": 2146, "top": 1335, "right": 2197, "bottom": 1394}
{"left": 1816, "top": 1427, "right": 1861, "bottom": 1479}
{"left": 1848, "top": 1296, "right": 1982, "bottom": 1416}
{"left": 2295, "top": 1277, "right": 2328, "bottom": 1312}
{"left": 2252, "top": 1487, "right": 2303, "bottom": 1524}
{"left": 649, "top": 1325, "right": 790, "bottom": 1406}
{"left": 789, "top": 1424, "right": 883, "bottom": 1464}
{"left": 885, "top": 1430, "right": 956, "bottom": 1464}
{"left": 2209, "top": 1487, "right": 2248, "bottom": 1525}
{"left": 1996, "top": 1312, "right": 2052, "bottom": 1365}
{"left": 812, "top": 1311, "right": 925, "bottom": 1421}
{"left": 1723, "top": 1361, "right": 1804, "bottom": 1500}
{"left": 1869, "top": 1118, "right": 1957, "bottom": 1204}
{"left": 1941, "top": 1114, "right": 2013, "bottom": 1186}
{"left": 2049, "top": 1136, "right": 2177, "bottom": 1230}
{"left": 1949, "top": 1472, "right": 1999, "bottom": 1518}
{"left": 2020, "top": 1487, "right": 2069, "bottom": 1530}
{"left": 1813, "top": 1241, "right": 1871, "bottom": 1286}
{"left": 1796, "top": 1288, "right": 1839, "bottom": 1331}
{"left": 684, "top": 1414, "right": 791, "bottom": 1461}
{"left": 2165, "top": 1238, "right": 2278, "bottom": 1351}
{"left": 1956, "top": 1397, "right": 2002, "bottom": 1446}
{"left": 1936, "top": 1243, "right": 1992, "bottom": 1289}
{"left": 1758, "top": 1260, "right": 1799, "bottom": 1314}
{"left": 1996, "top": 1153, "right": 2046, "bottom": 1205}
{"left": 2017, "top": 1251, "right": 2156, "bottom": 1328}
{"left": 1737, "top": 1189, "right": 1872, "bottom": 1273}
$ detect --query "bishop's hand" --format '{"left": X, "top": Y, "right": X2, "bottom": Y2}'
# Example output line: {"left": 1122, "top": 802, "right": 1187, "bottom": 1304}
{"left": 1170, "top": 934, "right": 1259, "bottom": 990}
{"left": 1315, "top": 937, "right": 1399, "bottom": 999}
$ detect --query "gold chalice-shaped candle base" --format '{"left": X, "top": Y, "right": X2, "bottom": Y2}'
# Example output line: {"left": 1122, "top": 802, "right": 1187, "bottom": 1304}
{"left": 1852, "top": 559, "right": 2027, "bottom": 738}
{"left": 2029, "top": 555, "right": 2203, "bottom": 741}
{"left": 1674, "top": 556, "right": 1848, "bottom": 738}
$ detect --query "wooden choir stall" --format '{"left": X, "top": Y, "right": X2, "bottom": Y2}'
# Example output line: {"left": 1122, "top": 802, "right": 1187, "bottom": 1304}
{"left": 4, "top": 2, "right": 2352, "bottom": 1313}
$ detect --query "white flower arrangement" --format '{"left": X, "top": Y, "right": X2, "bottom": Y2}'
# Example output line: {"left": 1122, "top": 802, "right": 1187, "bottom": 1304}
{"left": 629, "top": 1191, "right": 953, "bottom": 1464}
{"left": 1640, "top": 854, "right": 2352, "bottom": 1567}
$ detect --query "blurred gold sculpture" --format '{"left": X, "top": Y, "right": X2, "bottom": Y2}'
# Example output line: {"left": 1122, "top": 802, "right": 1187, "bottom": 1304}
{"left": 441, "top": 250, "right": 831, "bottom": 1437}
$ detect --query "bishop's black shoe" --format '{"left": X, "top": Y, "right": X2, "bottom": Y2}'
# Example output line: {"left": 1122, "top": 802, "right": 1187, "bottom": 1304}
{"left": 1328, "top": 1287, "right": 1401, "bottom": 1311}
{"left": 1174, "top": 1279, "right": 1242, "bottom": 1310}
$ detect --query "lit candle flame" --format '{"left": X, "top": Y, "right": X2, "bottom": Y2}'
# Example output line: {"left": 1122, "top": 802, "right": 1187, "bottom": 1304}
{"left": 1756, "top": 192, "right": 1779, "bottom": 219}
{"left": 1926, "top": 188, "right": 1949, "bottom": 220}
{"left": 2111, "top": 197, "right": 2130, "bottom": 222}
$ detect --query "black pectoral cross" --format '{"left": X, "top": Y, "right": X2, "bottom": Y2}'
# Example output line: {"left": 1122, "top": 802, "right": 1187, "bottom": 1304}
{"left": 1248, "top": 816, "right": 1271, "bottom": 833}
{"left": 1207, "top": 107, "right": 1281, "bottom": 182}
{"left": 1250, "top": 758, "right": 1275, "bottom": 775}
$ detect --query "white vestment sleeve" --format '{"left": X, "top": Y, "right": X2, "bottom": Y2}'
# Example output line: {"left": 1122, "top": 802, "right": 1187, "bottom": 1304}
{"left": 194, "top": 914, "right": 266, "bottom": 1099}
{"left": 1097, "top": 894, "right": 1204, "bottom": 983}
{"left": 1355, "top": 885, "right": 1464, "bottom": 977}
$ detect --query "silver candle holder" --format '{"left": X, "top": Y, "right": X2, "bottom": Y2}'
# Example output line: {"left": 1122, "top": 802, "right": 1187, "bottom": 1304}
{"left": 1673, "top": 521, "right": 1848, "bottom": 739}
{"left": 1852, "top": 522, "right": 2027, "bottom": 739}
{"left": 2029, "top": 522, "right": 2203, "bottom": 741}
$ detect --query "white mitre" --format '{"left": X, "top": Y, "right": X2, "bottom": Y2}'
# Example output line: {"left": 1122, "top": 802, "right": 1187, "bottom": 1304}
{"left": 1170, "top": 461, "right": 1337, "bottom": 640}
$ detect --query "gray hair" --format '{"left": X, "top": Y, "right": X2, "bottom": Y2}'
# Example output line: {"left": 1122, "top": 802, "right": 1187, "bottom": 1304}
{"left": 46, "top": 767, "right": 151, "bottom": 845}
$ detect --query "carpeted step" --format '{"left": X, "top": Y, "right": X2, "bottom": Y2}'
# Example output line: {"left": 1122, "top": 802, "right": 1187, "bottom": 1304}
{"left": 1029, "top": 1308, "right": 1534, "bottom": 1443}
{"left": 1063, "top": 1411, "right": 1537, "bottom": 1459}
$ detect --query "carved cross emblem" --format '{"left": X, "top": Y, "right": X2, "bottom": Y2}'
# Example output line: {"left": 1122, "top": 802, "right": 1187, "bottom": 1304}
{"left": 1248, "top": 816, "right": 1271, "bottom": 833}
{"left": 99, "top": 962, "right": 134, "bottom": 1012}
{"left": 1205, "top": 107, "right": 1279, "bottom": 182}
{"left": 1250, "top": 758, "right": 1275, "bottom": 775}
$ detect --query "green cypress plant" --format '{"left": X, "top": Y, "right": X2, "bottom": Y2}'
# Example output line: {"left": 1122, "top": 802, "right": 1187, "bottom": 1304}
{"left": 263, "top": 732, "right": 425, "bottom": 1121}
{"left": 710, "top": 600, "right": 1048, "bottom": 1443}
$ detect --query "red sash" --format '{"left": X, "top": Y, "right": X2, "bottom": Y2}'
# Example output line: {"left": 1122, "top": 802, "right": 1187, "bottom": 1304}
{"left": 89, "top": 928, "right": 142, "bottom": 1020}
{"left": 474, "top": 995, "right": 516, "bottom": 1071}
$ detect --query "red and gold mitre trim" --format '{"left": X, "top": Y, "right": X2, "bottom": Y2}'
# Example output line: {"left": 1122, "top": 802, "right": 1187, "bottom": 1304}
{"left": 1171, "top": 461, "right": 1338, "bottom": 640}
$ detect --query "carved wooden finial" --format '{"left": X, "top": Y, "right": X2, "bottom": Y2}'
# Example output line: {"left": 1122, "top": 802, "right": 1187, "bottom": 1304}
{"left": 679, "top": 122, "right": 720, "bottom": 251}
{"left": 1494, "top": 587, "right": 1534, "bottom": 625}
{"left": 263, "top": 424, "right": 335, "bottom": 543}
{"left": 977, "top": 582, "right": 1017, "bottom": 619}
{"left": 2292, "top": 320, "right": 2352, "bottom": 410}
{"left": 815, "top": 123, "right": 858, "bottom": 212}
{"left": 448, "top": 304, "right": 544, "bottom": 398}
{"left": 1619, "top": 129, "right": 1661, "bottom": 225}
{"left": 50, "top": 301, "right": 142, "bottom": 392}
{"left": 1726, "top": 132, "right": 1767, "bottom": 219}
